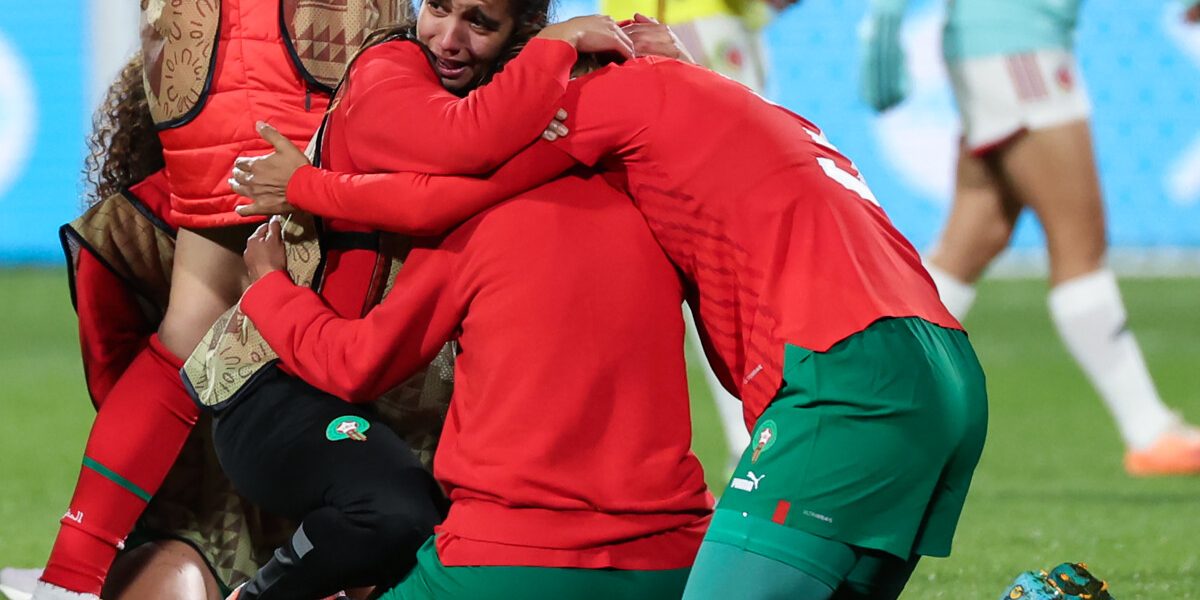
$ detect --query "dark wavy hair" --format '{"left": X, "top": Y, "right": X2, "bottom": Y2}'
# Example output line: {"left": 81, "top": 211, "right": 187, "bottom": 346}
{"left": 83, "top": 53, "right": 164, "bottom": 208}
{"left": 487, "top": 0, "right": 552, "bottom": 84}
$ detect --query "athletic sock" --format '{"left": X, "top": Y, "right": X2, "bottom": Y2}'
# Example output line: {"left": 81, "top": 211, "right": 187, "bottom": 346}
{"left": 30, "top": 581, "right": 100, "bottom": 600}
{"left": 1048, "top": 269, "right": 1175, "bottom": 450}
{"left": 924, "top": 263, "right": 977, "bottom": 321}
{"left": 40, "top": 334, "right": 199, "bottom": 595}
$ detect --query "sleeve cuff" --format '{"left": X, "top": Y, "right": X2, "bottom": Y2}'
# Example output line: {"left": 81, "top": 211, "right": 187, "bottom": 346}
{"left": 285, "top": 165, "right": 321, "bottom": 213}
{"left": 241, "top": 270, "right": 298, "bottom": 321}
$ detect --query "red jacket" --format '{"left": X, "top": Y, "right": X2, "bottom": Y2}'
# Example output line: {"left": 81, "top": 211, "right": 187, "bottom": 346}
{"left": 243, "top": 173, "right": 712, "bottom": 570}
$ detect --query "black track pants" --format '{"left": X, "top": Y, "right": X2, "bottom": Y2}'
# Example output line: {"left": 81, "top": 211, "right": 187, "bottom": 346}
{"left": 213, "top": 367, "right": 445, "bottom": 600}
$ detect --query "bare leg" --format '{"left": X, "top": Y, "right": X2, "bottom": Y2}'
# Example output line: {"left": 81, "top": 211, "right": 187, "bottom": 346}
{"left": 992, "top": 121, "right": 1105, "bottom": 285}
{"left": 158, "top": 225, "right": 257, "bottom": 360}
{"left": 103, "top": 540, "right": 223, "bottom": 600}
{"left": 924, "top": 141, "right": 1022, "bottom": 319}
{"left": 929, "top": 141, "right": 1023, "bottom": 284}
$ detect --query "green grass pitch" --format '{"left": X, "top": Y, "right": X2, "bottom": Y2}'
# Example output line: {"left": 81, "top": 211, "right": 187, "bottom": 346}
{"left": 3, "top": 268, "right": 1199, "bottom": 598}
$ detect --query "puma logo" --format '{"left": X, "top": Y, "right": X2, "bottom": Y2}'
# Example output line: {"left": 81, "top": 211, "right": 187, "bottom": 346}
{"left": 730, "top": 471, "right": 766, "bottom": 492}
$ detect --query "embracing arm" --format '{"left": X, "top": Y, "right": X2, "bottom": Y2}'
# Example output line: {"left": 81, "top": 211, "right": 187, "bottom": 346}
{"left": 286, "top": 141, "right": 576, "bottom": 235}
{"left": 241, "top": 251, "right": 462, "bottom": 403}
{"left": 342, "top": 39, "right": 577, "bottom": 175}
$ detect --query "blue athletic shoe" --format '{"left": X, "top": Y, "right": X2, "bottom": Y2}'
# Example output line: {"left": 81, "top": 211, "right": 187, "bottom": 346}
{"left": 1000, "top": 571, "right": 1063, "bottom": 600}
{"left": 1046, "top": 563, "right": 1114, "bottom": 600}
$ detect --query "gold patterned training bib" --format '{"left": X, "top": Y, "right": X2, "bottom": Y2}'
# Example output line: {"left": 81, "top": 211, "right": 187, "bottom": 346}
{"left": 282, "top": 0, "right": 413, "bottom": 91}
{"left": 141, "top": 0, "right": 221, "bottom": 127}
{"left": 60, "top": 190, "right": 176, "bottom": 321}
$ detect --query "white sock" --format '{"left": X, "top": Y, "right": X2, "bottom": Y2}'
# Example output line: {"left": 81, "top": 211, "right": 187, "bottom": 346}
{"left": 924, "top": 263, "right": 977, "bottom": 321}
{"left": 30, "top": 581, "right": 99, "bottom": 600}
{"left": 1048, "top": 269, "right": 1175, "bottom": 450}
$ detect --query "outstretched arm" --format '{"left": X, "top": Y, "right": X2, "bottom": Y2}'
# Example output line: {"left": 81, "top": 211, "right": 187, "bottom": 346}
{"left": 232, "top": 124, "right": 577, "bottom": 235}
{"left": 240, "top": 220, "right": 463, "bottom": 402}
{"left": 340, "top": 38, "right": 575, "bottom": 175}
{"left": 341, "top": 15, "right": 635, "bottom": 175}
{"left": 286, "top": 142, "right": 576, "bottom": 235}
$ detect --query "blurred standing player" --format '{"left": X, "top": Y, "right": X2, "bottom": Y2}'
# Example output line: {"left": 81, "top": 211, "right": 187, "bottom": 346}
{"left": 861, "top": 0, "right": 1200, "bottom": 475}
{"left": 600, "top": 0, "right": 800, "bottom": 472}
{"left": 32, "top": 2, "right": 403, "bottom": 599}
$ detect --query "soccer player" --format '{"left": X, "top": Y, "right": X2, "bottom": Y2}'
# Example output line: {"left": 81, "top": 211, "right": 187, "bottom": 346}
{"left": 50, "top": 54, "right": 225, "bottom": 600}
{"left": 860, "top": 0, "right": 1200, "bottom": 476}
{"left": 600, "top": 0, "right": 803, "bottom": 476}
{"left": 236, "top": 167, "right": 712, "bottom": 598}
{"left": 39, "top": 51, "right": 306, "bottom": 600}
{"left": 235, "top": 49, "right": 988, "bottom": 598}
{"left": 35, "top": 3, "right": 334, "bottom": 598}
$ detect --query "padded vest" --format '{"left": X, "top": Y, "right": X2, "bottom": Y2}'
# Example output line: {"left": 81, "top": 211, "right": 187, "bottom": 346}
{"left": 141, "top": 0, "right": 410, "bottom": 227}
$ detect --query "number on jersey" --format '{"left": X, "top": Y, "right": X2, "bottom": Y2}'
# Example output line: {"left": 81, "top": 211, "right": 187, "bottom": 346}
{"left": 804, "top": 128, "right": 880, "bottom": 207}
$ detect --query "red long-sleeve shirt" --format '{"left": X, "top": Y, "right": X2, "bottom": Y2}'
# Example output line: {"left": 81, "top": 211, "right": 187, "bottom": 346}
{"left": 285, "top": 57, "right": 961, "bottom": 430}
{"left": 312, "top": 37, "right": 577, "bottom": 320}
{"left": 242, "top": 173, "right": 712, "bottom": 569}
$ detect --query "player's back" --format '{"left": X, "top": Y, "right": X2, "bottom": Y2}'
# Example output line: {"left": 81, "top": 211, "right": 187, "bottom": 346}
{"left": 433, "top": 170, "right": 711, "bottom": 568}
{"left": 556, "top": 57, "right": 960, "bottom": 414}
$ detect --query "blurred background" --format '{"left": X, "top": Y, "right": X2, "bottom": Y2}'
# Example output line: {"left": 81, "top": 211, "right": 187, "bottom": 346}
{"left": 3, "top": 1, "right": 1200, "bottom": 597}
{"left": 2, "top": 0, "right": 1200, "bottom": 268}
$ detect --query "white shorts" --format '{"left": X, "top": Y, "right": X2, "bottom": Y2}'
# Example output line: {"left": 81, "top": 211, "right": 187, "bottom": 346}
{"left": 947, "top": 48, "right": 1091, "bottom": 155}
{"left": 671, "top": 14, "right": 767, "bottom": 94}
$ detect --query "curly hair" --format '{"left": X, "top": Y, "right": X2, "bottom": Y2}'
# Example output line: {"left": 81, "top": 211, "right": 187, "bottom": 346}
{"left": 83, "top": 53, "right": 164, "bottom": 208}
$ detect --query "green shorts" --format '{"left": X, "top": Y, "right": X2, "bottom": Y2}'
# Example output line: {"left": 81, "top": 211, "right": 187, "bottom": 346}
{"left": 709, "top": 317, "right": 988, "bottom": 566}
{"left": 379, "top": 537, "right": 691, "bottom": 600}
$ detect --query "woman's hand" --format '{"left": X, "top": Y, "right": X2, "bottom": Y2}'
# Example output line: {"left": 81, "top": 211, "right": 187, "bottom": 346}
{"left": 231, "top": 122, "right": 310, "bottom": 218}
{"left": 621, "top": 14, "right": 694, "bottom": 63}
{"left": 542, "top": 108, "right": 569, "bottom": 141}
{"left": 244, "top": 217, "right": 288, "bottom": 283}
{"left": 537, "top": 15, "right": 636, "bottom": 61}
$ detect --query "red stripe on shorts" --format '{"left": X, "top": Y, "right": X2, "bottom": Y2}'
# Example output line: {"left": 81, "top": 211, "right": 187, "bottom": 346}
{"left": 1007, "top": 54, "right": 1048, "bottom": 102}
{"left": 772, "top": 500, "right": 791, "bottom": 524}
{"left": 1005, "top": 56, "right": 1029, "bottom": 100}
{"left": 1022, "top": 54, "right": 1048, "bottom": 99}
